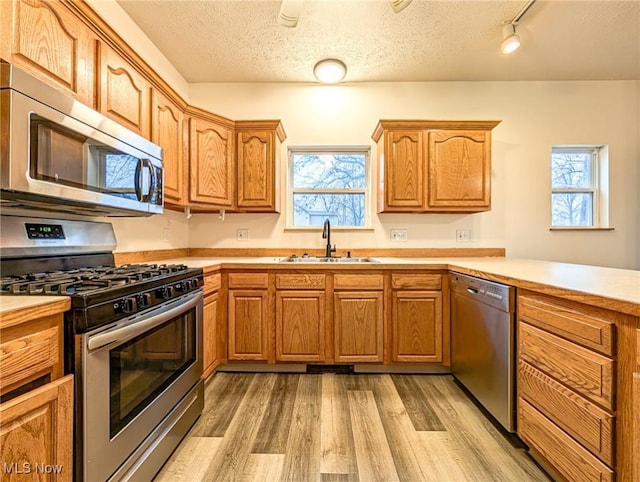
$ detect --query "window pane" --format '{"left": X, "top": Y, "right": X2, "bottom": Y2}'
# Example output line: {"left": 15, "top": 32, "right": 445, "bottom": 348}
{"left": 293, "top": 193, "right": 365, "bottom": 227}
{"left": 551, "top": 151, "right": 593, "bottom": 188}
{"left": 551, "top": 192, "right": 593, "bottom": 227}
{"left": 292, "top": 153, "right": 365, "bottom": 189}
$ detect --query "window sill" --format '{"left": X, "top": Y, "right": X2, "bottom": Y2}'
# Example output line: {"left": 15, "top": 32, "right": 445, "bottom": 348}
{"left": 284, "top": 227, "right": 374, "bottom": 233}
{"left": 549, "top": 227, "right": 615, "bottom": 231}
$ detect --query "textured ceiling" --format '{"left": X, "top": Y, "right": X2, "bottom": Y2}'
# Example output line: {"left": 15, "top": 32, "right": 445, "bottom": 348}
{"left": 116, "top": 0, "right": 640, "bottom": 83}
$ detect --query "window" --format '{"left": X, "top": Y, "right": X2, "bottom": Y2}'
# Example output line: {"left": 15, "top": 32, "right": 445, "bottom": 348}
{"left": 288, "top": 147, "right": 369, "bottom": 228}
{"left": 551, "top": 145, "right": 608, "bottom": 228}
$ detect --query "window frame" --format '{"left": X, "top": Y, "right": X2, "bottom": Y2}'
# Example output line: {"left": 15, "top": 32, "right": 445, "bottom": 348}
{"left": 550, "top": 145, "right": 609, "bottom": 229}
{"left": 286, "top": 146, "right": 372, "bottom": 230}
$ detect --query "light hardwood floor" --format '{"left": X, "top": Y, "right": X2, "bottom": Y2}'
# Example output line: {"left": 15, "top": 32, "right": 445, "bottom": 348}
{"left": 155, "top": 373, "right": 549, "bottom": 482}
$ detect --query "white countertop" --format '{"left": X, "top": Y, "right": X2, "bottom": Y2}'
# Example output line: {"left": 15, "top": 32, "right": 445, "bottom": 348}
{"left": 160, "top": 256, "right": 640, "bottom": 308}
{"left": 2, "top": 257, "right": 638, "bottom": 318}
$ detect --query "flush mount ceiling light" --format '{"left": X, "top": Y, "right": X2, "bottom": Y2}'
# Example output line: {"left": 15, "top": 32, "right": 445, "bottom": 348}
{"left": 500, "top": 0, "right": 537, "bottom": 55}
{"left": 278, "top": 0, "right": 412, "bottom": 28}
{"left": 313, "top": 59, "right": 347, "bottom": 84}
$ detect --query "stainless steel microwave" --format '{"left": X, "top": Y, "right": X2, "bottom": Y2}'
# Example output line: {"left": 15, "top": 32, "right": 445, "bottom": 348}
{"left": 0, "top": 62, "right": 163, "bottom": 217}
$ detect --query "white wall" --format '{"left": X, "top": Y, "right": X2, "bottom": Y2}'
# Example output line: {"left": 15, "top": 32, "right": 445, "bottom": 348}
{"left": 187, "top": 81, "right": 639, "bottom": 269}
{"left": 95, "top": 1, "right": 639, "bottom": 269}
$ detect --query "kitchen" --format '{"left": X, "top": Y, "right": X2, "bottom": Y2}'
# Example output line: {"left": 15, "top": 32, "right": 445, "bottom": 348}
{"left": 0, "top": 0, "right": 639, "bottom": 481}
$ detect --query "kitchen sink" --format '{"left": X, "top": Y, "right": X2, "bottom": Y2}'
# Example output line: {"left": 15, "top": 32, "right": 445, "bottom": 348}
{"left": 279, "top": 256, "right": 379, "bottom": 263}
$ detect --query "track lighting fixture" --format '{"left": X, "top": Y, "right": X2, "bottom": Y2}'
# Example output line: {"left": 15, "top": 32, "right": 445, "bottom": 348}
{"left": 313, "top": 59, "right": 347, "bottom": 84}
{"left": 500, "top": 0, "right": 536, "bottom": 55}
{"left": 501, "top": 23, "right": 521, "bottom": 54}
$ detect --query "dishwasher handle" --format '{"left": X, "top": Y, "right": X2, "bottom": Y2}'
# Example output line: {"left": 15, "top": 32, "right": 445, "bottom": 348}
{"left": 467, "top": 287, "right": 479, "bottom": 295}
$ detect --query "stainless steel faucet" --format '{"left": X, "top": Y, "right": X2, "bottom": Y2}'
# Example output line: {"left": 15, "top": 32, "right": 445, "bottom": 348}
{"left": 322, "top": 219, "right": 336, "bottom": 258}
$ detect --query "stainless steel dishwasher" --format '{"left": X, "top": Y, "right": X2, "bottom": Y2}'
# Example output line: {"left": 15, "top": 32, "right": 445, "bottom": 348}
{"left": 450, "top": 273, "right": 516, "bottom": 432}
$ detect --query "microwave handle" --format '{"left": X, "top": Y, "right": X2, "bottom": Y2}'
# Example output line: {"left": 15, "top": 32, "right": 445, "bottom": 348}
{"left": 142, "top": 159, "right": 155, "bottom": 202}
{"left": 134, "top": 158, "right": 144, "bottom": 201}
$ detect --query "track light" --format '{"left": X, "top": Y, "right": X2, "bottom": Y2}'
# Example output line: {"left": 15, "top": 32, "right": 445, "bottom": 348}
{"left": 313, "top": 59, "right": 347, "bottom": 84}
{"left": 501, "top": 24, "right": 521, "bottom": 55}
{"left": 500, "top": 0, "right": 536, "bottom": 55}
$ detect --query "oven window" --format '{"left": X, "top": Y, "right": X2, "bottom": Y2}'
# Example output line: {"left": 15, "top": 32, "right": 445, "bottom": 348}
{"left": 109, "top": 310, "right": 196, "bottom": 438}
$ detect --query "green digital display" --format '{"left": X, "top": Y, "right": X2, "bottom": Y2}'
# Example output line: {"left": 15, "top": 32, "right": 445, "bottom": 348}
{"left": 25, "top": 223, "right": 65, "bottom": 239}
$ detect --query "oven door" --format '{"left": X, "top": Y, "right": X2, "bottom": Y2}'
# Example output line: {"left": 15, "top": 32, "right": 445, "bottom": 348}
{"left": 81, "top": 290, "right": 202, "bottom": 482}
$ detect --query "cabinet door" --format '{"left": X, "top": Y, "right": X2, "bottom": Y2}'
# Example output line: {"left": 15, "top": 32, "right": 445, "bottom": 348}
{"left": 237, "top": 130, "right": 277, "bottom": 212}
{"left": 228, "top": 289, "right": 269, "bottom": 361}
{"left": 8, "top": 0, "right": 95, "bottom": 106}
{"left": 152, "top": 89, "right": 185, "bottom": 206}
{"left": 0, "top": 375, "right": 73, "bottom": 482}
{"left": 203, "top": 292, "right": 219, "bottom": 378}
{"left": 635, "top": 329, "right": 640, "bottom": 482}
{"left": 276, "top": 290, "right": 325, "bottom": 362}
{"left": 382, "top": 129, "right": 424, "bottom": 212}
{"left": 392, "top": 291, "right": 443, "bottom": 363}
{"left": 189, "top": 117, "right": 235, "bottom": 209}
{"left": 97, "top": 42, "right": 150, "bottom": 138}
{"left": 334, "top": 291, "right": 383, "bottom": 362}
{"left": 427, "top": 130, "right": 490, "bottom": 211}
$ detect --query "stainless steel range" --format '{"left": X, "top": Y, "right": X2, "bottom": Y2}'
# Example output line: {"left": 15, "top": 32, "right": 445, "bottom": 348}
{"left": 0, "top": 215, "right": 204, "bottom": 481}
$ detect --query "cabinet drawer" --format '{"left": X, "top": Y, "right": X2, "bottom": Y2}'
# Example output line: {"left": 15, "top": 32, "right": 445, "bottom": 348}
{"left": 519, "top": 360, "right": 614, "bottom": 467}
{"left": 518, "top": 399, "right": 614, "bottom": 482}
{"left": 334, "top": 274, "right": 383, "bottom": 291}
{"left": 276, "top": 274, "right": 325, "bottom": 290}
{"left": 519, "top": 322, "right": 614, "bottom": 410}
{"left": 391, "top": 274, "right": 441, "bottom": 290}
{"left": 518, "top": 293, "right": 615, "bottom": 356}
{"left": 204, "top": 273, "right": 221, "bottom": 294}
{"left": 228, "top": 272, "right": 269, "bottom": 289}
{"left": 0, "top": 326, "right": 60, "bottom": 390}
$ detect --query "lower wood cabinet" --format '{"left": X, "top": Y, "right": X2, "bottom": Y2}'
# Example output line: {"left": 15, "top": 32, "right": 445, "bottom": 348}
{"left": 391, "top": 290, "right": 443, "bottom": 363}
{"left": 203, "top": 292, "right": 220, "bottom": 378}
{"left": 334, "top": 290, "right": 384, "bottom": 363}
{"left": 276, "top": 290, "right": 325, "bottom": 362}
{"left": 634, "top": 327, "right": 640, "bottom": 481}
{"left": 517, "top": 290, "right": 617, "bottom": 481}
{"left": 227, "top": 273, "right": 270, "bottom": 361}
{"left": 0, "top": 375, "right": 73, "bottom": 482}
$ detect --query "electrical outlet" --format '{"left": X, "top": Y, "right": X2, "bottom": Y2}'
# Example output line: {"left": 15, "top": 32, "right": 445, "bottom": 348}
{"left": 456, "top": 229, "right": 472, "bottom": 243}
{"left": 162, "top": 227, "right": 170, "bottom": 242}
{"left": 391, "top": 229, "right": 408, "bottom": 242}
{"left": 236, "top": 228, "right": 249, "bottom": 241}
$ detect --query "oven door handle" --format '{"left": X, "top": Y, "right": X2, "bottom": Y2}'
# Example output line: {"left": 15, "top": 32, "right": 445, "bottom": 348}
{"left": 87, "top": 291, "right": 202, "bottom": 351}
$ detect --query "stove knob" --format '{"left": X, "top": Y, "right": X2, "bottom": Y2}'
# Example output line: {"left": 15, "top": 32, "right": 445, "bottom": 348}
{"left": 137, "top": 293, "right": 152, "bottom": 307}
{"left": 175, "top": 282, "right": 185, "bottom": 292}
{"left": 155, "top": 286, "right": 174, "bottom": 299}
{"left": 115, "top": 297, "right": 137, "bottom": 314}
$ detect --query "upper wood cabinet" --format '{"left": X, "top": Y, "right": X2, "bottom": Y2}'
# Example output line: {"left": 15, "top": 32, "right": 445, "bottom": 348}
{"left": 151, "top": 89, "right": 185, "bottom": 207}
{"left": 372, "top": 120, "right": 500, "bottom": 213}
{"left": 377, "top": 129, "right": 425, "bottom": 211}
{"left": 188, "top": 115, "right": 236, "bottom": 210}
{"left": 428, "top": 130, "right": 491, "bottom": 210}
{"left": 97, "top": 41, "right": 150, "bottom": 138}
{"left": 4, "top": 0, "right": 96, "bottom": 106}
{"left": 236, "top": 120, "right": 286, "bottom": 213}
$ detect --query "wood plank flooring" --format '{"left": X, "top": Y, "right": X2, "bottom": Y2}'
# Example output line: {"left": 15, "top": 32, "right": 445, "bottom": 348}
{"left": 155, "top": 373, "right": 549, "bottom": 482}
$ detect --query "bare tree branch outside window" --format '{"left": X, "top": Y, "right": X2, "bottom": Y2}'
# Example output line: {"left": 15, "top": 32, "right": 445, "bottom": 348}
{"left": 290, "top": 151, "right": 368, "bottom": 227}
